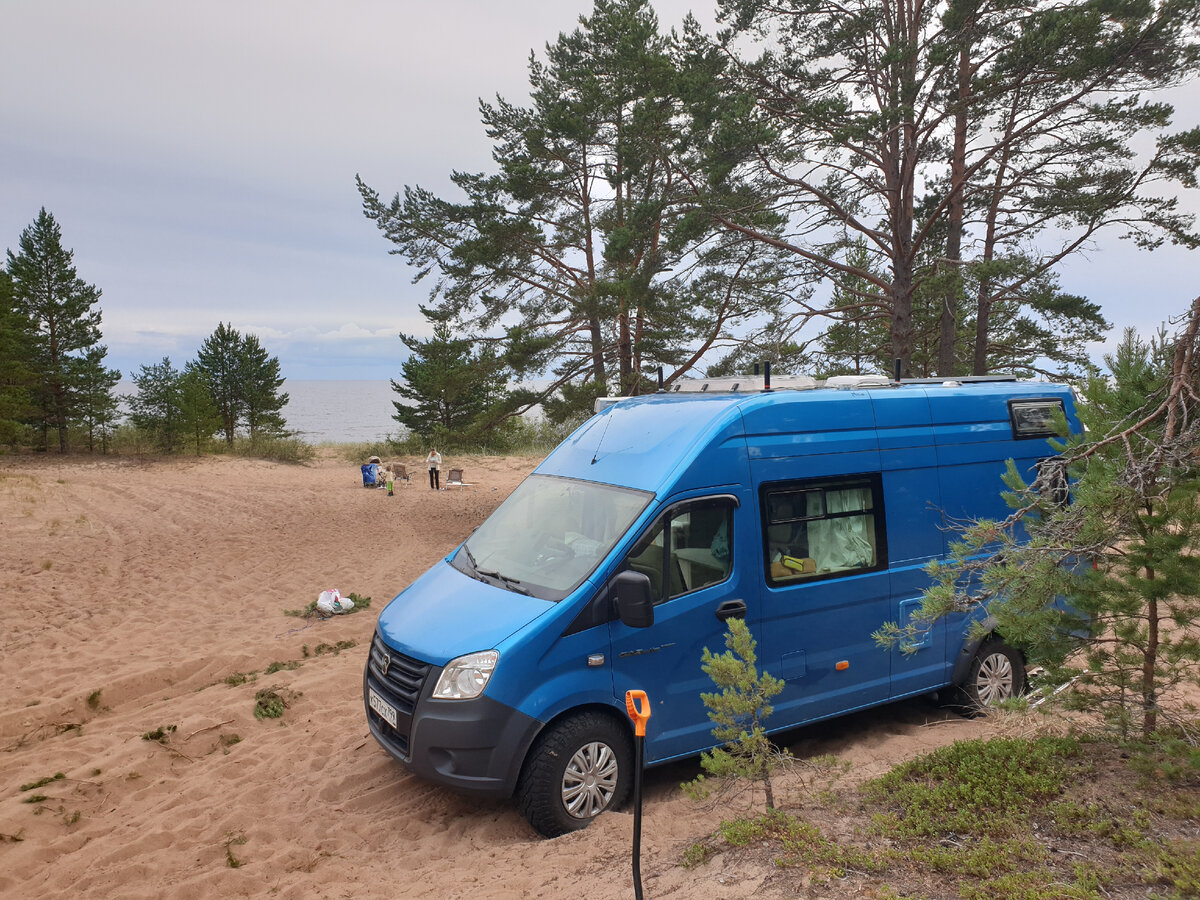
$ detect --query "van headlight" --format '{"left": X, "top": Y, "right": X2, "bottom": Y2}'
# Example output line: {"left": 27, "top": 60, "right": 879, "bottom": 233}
{"left": 433, "top": 650, "right": 499, "bottom": 700}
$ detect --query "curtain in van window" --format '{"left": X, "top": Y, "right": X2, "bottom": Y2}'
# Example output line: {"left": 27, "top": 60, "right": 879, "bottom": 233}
{"left": 807, "top": 487, "right": 874, "bottom": 572}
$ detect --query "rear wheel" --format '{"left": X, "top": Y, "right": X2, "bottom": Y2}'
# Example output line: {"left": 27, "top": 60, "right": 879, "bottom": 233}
{"left": 516, "top": 712, "right": 633, "bottom": 838}
{"left": 961, "top": 639, "right": 1025, "bottom": 710}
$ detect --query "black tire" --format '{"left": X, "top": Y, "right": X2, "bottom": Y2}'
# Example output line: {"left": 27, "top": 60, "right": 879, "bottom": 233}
{"left": 960, "top": 639, "right": 1026, "bottom": 711}
{"left": 516, "top": 711, "right": 633, "bottom": 838}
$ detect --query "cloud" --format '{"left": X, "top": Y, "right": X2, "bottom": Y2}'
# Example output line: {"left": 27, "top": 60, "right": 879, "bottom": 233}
{"left": 3, "top": 0, "right": 1194, "bottom": 383}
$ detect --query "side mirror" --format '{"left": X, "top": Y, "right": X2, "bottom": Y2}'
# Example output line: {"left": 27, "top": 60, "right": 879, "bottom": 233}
{"left": 612, "top": 570, "right": 654, "bottom": 628}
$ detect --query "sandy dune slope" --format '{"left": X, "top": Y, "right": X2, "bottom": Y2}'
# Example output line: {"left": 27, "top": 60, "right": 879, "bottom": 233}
{"left": 0, "top": 452, "right": 995, "bottom": 899}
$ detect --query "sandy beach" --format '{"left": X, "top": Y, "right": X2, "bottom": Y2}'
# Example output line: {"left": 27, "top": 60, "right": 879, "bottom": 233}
{"left": 0, "top": 451, "right": 1000, "bottom": 899}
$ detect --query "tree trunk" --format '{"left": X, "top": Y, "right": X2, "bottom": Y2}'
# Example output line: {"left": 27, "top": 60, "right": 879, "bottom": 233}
{"left": 618, "top": 301, "right": 633, "bottom": 394}
{"left": 887, "top": 0, "right": 919, "bottom": 378}
{"left": 891, "top": 268, "right": 915, "bottom": 377}
{"left": 939, "top": 42, "right": 971, "bottom": 377}
{"left": 1143, "top": 588, "right": 1158, "bottom": 736}
{"left": 588, "top": 313, "right": 606, "bottom": 387}
{"left": 761, "top": 761, "right": 774, "bottom": 810}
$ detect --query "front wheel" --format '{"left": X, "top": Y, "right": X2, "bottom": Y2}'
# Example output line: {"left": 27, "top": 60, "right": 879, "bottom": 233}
{"left": 516, "top": 712, "right": 633, "bottom": 838}
{"left": 960, "top": 639, "right": 1026, "bottom": 710}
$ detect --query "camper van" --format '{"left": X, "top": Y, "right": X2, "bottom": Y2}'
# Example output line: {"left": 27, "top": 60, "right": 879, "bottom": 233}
{"left": 363, "top": 376, "right": 1079, "bottom": 837}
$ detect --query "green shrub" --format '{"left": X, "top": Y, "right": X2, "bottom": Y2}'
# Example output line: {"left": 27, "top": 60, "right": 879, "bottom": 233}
{"left": 230, "top": 435, "right": 314, "bottom": 463}
{"left": 253, "top": 686, "right": 298, "bottom": 719}
{"left": 335, "top": 439, "right": 404, "bottom": 463}
{"left": 862, "top": 736, "right": 1082, "bottom": 838}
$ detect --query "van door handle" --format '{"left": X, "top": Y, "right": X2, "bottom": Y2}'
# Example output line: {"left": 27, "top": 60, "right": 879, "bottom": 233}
{"left": 715, "top": 600, "right": 746, "bottom": 621}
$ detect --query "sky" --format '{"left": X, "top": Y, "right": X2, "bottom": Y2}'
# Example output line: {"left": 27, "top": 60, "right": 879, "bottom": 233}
{"left": 3, "top": 1, "right": 1198, "bottom": 381}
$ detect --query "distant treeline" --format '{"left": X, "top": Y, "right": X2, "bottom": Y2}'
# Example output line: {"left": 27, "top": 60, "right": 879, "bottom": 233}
{"left": 1, "top": 208, "right": 289, "bottom": 455}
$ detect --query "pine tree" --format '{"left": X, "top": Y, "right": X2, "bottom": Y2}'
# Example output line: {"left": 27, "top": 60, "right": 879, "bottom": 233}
{"left": 691, "top": 0, "right": 1199, "bottom": 374}
{"left": 193, "top": 322, "right": 243, "bottom": 445}
{"left": 0, "top": 269, "right": 36, "bottom": 445}
{"left": 6, "top": 208, "right": 117, "bottom": 451}
{"left": 360, "top": 0, "right": 788, "bottom": 422}
{"left": 238, "top": 333, "right": 288, "bottom": 442}
{"left": 891, "top": 306, "right": 1200, "bottom": 738}
{"left": 693, "top": 618, "right": 785, "bottom": 810}
{"left": 391, "top": 320, "right": 507, "bottom": 441}
{"left": 816, "top": 241, "right": 890, "bottom": 377}
{"left": 128, "top": 357, "right": 186, "bottom": 452}
{"left": 179, "top": 364, "right": 220, "bottom": 455}
{"left": 75, "top": 345, "right": 121, "bottom": 452}
{"left": 192, "top": 323, "right": 289, "bottom": 445}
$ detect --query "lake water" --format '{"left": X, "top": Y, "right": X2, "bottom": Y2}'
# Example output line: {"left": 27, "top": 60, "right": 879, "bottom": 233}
{"left": 282, "top": 380, "right": 399, "bottom": 444}
{"left": 116, "top": 378, "right": 525, "bottom": 444}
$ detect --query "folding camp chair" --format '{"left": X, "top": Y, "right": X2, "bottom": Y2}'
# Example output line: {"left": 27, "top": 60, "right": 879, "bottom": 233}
{"left": 445, "top": 468, "right": 465, "bottom": 490}
{"left": 391, "top": 464, "right": 412, "bottom": 487}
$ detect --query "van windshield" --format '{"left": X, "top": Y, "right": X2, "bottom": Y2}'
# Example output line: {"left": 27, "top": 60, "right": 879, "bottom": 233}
{"left": 454, "top": 474, "right": 652, "bottom": 601}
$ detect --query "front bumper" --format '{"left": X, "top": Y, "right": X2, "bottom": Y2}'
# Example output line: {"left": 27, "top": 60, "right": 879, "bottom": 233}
{"left": 363, "top": 632, "right": 541, "bottom": 798}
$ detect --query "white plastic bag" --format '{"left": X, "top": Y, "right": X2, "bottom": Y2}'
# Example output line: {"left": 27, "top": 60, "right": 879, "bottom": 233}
{"left": 317, "top": 589, "right": 355, "bottom": 616}
{"left": 317, "top": 589, "right": 341, "bottom": 615}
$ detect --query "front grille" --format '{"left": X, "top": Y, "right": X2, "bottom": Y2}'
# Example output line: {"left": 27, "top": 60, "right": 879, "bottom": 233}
{"left": 368, "top": 633, "right": 430, "bottom": 713}
{"left": 366, "top": 632, "right": 433, "bottom": 759}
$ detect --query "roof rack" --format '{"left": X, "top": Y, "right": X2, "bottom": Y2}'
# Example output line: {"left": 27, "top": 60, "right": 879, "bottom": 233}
{"left": 593, "top": 372, "right": 1026, "bottom": 412}
{"left": 669, "top": 375, "right": 818, "bottom": 393}
{"left": 898, "top": 375, "right": 1018, "bottom": 384}
{"left": 824, "top": 374, "right": 892, "bottom": 389}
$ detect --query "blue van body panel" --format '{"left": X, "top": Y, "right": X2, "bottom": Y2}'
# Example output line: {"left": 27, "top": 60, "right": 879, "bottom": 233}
{"left": 484, "top": 575, "right": 617, "bottom": 720}
{"left": 366, "top": 380, "right": 1082, "bottom": 803}
{"left": 377, "top": 562, "right": 555, "bottom": 666}
{"left": 538, "top": 393, "right": 748, "bottom": 492}
{"left": 609, "top": 480, "right": 757, "bottom": 762}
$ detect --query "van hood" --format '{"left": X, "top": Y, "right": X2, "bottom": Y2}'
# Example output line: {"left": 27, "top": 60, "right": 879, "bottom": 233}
{"left": 375, "top": 559, "right": 556, "bottom": 666}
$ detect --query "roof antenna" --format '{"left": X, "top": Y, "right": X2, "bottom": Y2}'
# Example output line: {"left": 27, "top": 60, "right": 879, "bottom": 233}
{"left": 893, "top": 358, "right": 902, "bottom": 384}
{"left": 591, "top": 413, "right": 613, "bottom": 466}
{"left": 657, "top": 366, "right": 663, "bottom": 391}
{"left": 764, "top": 361, "right": 772, "bottom": 392}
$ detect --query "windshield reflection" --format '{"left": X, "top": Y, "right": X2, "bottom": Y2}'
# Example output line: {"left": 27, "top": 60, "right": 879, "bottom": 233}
{"left": 454, "top": 474, "right": 651, "bottom": 601}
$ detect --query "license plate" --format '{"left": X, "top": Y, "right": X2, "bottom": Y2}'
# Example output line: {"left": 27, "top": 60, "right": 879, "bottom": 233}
{"left": 368, "top": 688, "right": 398, "bottom": 729}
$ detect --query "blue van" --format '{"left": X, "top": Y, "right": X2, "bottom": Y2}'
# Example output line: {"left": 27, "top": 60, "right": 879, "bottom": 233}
{"left": 363, "top": 376, "right": 1079, "bottom": 837}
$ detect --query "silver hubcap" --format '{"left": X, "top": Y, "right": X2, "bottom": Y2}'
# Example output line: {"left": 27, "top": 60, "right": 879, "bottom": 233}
{"left": 976, "top": 651, "right": 1014, "bottom": 705}
{"left": 562, "top": 741, "right": 619, "bottom": 819}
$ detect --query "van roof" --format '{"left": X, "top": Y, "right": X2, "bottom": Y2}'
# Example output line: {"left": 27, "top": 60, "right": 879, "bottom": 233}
{"left": 538, "top": 380, "right": 1077, "bottom": 494}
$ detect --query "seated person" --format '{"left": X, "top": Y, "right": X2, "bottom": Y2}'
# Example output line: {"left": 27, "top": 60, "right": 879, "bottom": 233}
{"left": 362, "top": 456, "right": 383, "bottom": 487}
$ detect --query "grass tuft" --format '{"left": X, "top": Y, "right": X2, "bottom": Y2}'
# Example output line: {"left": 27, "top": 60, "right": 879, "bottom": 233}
{"left": 141, "top": 724, "right": 177, "bottom": 743}
{"left": 20, "top": 773, "right": 65, "bottom": 792}
{"left": 253, "top": 686, "right": 298, "bottom": 720}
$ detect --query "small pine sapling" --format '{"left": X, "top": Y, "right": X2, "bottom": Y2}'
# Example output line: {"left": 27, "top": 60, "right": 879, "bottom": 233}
{"left": 692, "top": 617, "right": 785, "bottom": 810}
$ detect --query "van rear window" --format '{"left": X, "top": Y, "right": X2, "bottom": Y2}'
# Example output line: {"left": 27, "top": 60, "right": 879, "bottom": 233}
{"left": 1009, "top": 398, "right": 1067, "bottom": 439}
{"left": 762, "top": 475, "right": 885, "bottom": 584}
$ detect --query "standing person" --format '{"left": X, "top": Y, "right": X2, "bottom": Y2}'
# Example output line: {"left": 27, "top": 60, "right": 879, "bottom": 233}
{"left": 426, "top": 447, "right": 442, "bottom": 490}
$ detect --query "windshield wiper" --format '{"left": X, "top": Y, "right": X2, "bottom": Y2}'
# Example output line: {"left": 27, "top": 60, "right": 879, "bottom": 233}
{"left": 462, "top": 545, "right": 532, "bottom": 595}
{"left": 477, "top": 567, "right": 532, "bottom": 596}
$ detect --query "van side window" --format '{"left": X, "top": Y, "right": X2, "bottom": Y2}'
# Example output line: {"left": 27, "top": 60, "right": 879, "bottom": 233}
{"left": 624, "top": 498, "right": 735, "bottom": 605}
{"left": 763, "top": 475, "right": 884, "bottom": 584}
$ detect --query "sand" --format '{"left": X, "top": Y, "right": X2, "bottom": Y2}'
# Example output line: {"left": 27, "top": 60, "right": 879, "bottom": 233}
{"left": 0, "top": 451, "right": 1000, "bottom": 899}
